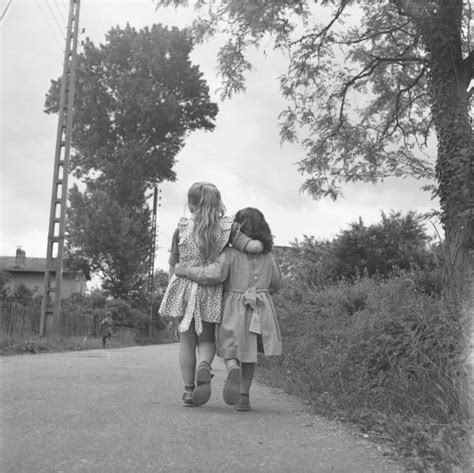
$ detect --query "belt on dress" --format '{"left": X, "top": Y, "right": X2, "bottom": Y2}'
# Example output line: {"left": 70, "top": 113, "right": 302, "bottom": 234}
{"left": 227, "top": 287, "right": 267, "bottom": 334}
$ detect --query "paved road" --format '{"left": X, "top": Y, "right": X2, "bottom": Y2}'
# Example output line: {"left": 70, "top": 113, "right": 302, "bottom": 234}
{"left": 1, "top": 344, "right": 404, "bottom": 472}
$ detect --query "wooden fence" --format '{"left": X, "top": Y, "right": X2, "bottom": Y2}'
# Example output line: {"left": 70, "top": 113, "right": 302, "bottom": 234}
{"left": 0, "top": 300, "right": 95, "bottom": 339}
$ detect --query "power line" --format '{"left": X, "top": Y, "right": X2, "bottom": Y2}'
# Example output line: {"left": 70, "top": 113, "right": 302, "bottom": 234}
{"left": 34, "top": 0, "right": 63, "bottom": 46}
{"left": 52, "top": 0, "right": 67, "bottom": 24}
{"left": 45, "top": 0, "right": 66, "bottom": 39}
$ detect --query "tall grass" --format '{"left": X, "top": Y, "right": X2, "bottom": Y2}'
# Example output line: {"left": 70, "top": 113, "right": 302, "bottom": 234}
{"left": 260, "top": 274, "right": 471, "bottom": 472}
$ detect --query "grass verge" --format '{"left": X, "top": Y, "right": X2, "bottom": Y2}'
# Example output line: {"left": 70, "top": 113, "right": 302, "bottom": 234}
{"left": 259, "top": 275, "right": 472, "bottom": 473}
{"left": 0, "top": 330, "right": 176, "bottom": 356}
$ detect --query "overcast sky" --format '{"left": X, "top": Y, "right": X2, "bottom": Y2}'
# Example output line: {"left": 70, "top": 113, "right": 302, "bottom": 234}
{"left": 0, "top": 0, "right": 439, "bottom": 272}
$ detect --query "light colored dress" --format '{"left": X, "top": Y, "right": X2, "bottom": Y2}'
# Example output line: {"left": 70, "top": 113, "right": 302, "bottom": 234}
{"left": 185, "top": 247, "right": 283, "bottom": 363}
{"left": 158, "top": 215, "right": 233, "bottom": 335}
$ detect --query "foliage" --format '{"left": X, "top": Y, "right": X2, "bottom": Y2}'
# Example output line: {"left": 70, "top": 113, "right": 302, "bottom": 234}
{"left": 263, "top": 273, "right": 470, "bottom": 471}
{"left": 45, "top": 23, "right": 218, "bottom": 300}
{"left": 153, "top": 268, "right": 169, "bottom": 291}
{"left": 155, "top": 0, "right": 472, "bottom": 199}
{"left": 45, "top": 23, "right": 218, "bottom": 187}
{"left": 265, "top": 215, "right": 468, "bottom": 469}
{"left": 12, "top": 284, "right": 34, "bottom": 306}
{"left": 66, "top": 186, "right": 151, "bottom": 300}
{"left": 155, "top": 1, "right": 474, "bottom": 316}
{"left": 287, "top": 211, "right": 437, "bottom": 285}
{"left": 0, "top": 271, "right": 11, "bottom": 298}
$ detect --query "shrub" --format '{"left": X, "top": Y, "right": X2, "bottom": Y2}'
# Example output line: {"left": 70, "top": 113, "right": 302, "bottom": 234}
{"left": 266, "top": 273, "right": 469, "bottom": 471}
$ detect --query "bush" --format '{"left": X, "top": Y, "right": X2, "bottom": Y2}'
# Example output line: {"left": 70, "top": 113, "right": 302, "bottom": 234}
{"left": 264, "top": 273, "right": 469, "bottom": 471}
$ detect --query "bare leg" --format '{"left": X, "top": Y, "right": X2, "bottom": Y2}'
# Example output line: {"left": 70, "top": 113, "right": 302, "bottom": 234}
{"left": 196, "top": 321, "right": 216, "bottom": 365}
{"left": 179, "top": 328, "right": 198, "bottom": 387}
{"left": 190, "top": 321, "right": 216, "bottom": 406}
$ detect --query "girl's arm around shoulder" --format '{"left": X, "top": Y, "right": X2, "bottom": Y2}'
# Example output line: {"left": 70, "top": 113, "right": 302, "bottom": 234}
{"left": 269, "top": 253, "right": 283, "bottom": 294}
{"left": 174, "top": 250, "right": 230, "bottom": 286}
{"left": 230, "top": 222, "right": 264, "bottom": 254}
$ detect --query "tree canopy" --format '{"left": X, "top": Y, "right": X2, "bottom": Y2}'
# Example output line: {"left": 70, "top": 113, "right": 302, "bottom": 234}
{"left": 156, "top": 1, "right": 471, "bottom": 198}
{"left": 45, "top": 23, "right": 218, "bottom": 299}
{"left": 155, "top": 0, "right": 473, "bottom": 301}
{"left": 45, "top": 23, "right": 218, "bottom": 190}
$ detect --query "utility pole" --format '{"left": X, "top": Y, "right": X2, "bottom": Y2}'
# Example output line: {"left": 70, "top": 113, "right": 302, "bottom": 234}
{"left": 147, "top": 185, "right": 161, "bottom": 337}
{"left": 40, "top": 0, "right": 81, "bottom": 337}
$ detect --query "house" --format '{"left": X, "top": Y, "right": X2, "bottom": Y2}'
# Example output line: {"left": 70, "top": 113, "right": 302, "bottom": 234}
{"left": 0, "top": 247, "right": 86, "bottom": 298}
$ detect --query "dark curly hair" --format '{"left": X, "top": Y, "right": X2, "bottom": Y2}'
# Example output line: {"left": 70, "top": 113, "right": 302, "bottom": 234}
{"left": 234, "top": 207, "right": 273, "bottom": 253}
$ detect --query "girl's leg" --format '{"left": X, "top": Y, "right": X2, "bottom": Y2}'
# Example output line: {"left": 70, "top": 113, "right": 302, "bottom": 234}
{"left": 223, "top": 358, "right": 241, "bottom": 405}
{"left": 196, "top": 321, "right": 216, "bottom": 365}
{"left": 240, "top": 362, "right": 256, "bottom": 394}
{"left": 236, "top": 362, "right": 256, "bottom": 412}
{"left": 192, "top": 321, "right": 216, "bottom": 406}
{"left": 179, "top": 327, "right": 198, "bottom": 387}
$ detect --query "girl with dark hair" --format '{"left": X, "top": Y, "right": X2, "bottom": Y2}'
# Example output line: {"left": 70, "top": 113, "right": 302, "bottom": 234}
{"left": 175, "top": 207, "right": 282, "bottom": 411}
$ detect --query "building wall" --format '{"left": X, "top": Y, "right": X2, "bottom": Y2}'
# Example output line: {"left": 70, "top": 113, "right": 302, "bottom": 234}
{"left": 6, "top": 272, "right": 86, "bottom": 298}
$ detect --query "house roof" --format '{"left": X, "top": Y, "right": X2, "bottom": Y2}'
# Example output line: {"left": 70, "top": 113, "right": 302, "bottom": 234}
{"left": 0, "top": 256, "right": 74, "bottom": 274}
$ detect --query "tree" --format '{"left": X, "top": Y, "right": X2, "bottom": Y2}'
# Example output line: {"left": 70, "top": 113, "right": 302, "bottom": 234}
{"left": 331, "top": 211, "right": 433, "bottom": 279}
{"left": 0, "top": 271, "right": 10, "bottom": 299}
{"left": 45, "top": 23, "right": 218, "bottom": 188}
{"left": 155, "top": 0, "right": 473, "bottom": 306}
{"left": 289, "top": 211, "right": 434, "bottom": 284}
{"left": 66, "top": 186, "right": 152, "bottom": 300}
{"left": 45, "top": 24, "right": 218, "bottom": 299}
{"left": 13, "top": 284, "right": 34, "bottom": 306}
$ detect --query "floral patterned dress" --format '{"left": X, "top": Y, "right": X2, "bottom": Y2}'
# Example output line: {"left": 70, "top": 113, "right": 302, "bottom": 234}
{"left": 159, "top": 215, "right": 234, "bottom": 335}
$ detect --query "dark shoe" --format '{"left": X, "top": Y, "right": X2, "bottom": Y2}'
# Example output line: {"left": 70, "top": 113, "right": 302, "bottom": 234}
{"left": 192, "top": 362, "right": 212, "bottom": 406}
{"left": 235, "top": 395, "right": 251, "bottom": 412}
{"left": 223, "top": 365, "right": 241, "bottom": 405}
{"left": 182, "top": 391, "right": 197, "bottom": 407}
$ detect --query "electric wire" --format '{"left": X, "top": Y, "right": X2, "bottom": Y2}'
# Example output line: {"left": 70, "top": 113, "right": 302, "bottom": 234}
{"left": 52, "top": 0, "right": 67, "bottom": 24}
{"left": 34, "top": 0, "right": 63, "bottom": 46}
{"left": 45, "top": 0, "right": 66, "bottom": 39}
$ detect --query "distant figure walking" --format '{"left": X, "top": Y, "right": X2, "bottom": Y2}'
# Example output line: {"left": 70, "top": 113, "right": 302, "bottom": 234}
{"left": 99, "top": 312, "right": 114, "bottom": 348}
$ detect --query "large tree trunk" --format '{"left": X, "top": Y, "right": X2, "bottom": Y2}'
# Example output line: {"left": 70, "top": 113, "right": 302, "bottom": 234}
{"left": 420, "top": 0, "right": 473, "bottom": 423}
{"left": 420, "top": 0, "right": 474, "bottom": 309}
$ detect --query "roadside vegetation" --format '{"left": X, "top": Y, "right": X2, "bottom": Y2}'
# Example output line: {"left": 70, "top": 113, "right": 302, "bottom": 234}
{"left": 259, "top": 212, "right": 470, "bottom": 472}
